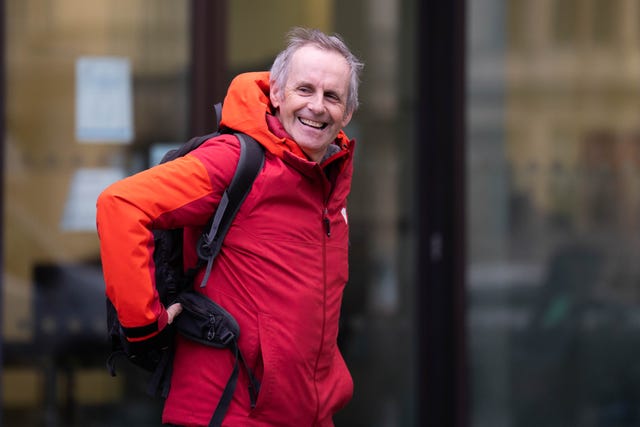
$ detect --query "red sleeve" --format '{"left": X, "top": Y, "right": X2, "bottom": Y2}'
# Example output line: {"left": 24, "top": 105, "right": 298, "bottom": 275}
{"left": 96, "top": 136, "right": 241, "bottom": 340}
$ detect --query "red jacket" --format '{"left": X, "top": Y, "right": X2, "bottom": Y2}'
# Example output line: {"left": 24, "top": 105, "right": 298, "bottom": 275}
{"left": 96, "top": 72, "right": 355, "bottom": 426}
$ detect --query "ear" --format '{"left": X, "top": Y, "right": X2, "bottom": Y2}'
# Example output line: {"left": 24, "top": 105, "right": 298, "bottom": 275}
{"left": 341, "top": 109, "right": 354, "bottom": 128}
{"left": 269, "top": 84, "right": 281, "bottom": 109}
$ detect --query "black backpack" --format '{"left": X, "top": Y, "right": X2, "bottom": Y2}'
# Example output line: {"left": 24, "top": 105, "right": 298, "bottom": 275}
{"left": 105, "top": 105, "right": 264, "bottom": 426}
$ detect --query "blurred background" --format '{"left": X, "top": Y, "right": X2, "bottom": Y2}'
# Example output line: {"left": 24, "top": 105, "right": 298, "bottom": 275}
{"left": 3, "top": 0, "right": 640, "bottom": 426}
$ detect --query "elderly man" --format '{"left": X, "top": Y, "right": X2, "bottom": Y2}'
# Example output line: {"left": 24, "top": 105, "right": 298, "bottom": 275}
{"left": 97, "top": 27, "right": 364, "bottom": 426}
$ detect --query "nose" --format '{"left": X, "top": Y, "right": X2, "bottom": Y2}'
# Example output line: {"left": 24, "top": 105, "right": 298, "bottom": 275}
{"left": 307, "top": 93, "right": 325, "bottom": 113}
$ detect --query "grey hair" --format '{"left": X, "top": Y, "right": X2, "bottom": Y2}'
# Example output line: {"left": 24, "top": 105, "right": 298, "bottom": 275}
{"left": 270, "top": 27, "right": 364, "bottom": 115}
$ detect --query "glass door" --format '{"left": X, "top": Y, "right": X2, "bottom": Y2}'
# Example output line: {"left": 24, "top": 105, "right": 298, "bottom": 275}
{"left": 2, "top": 1, "right": 418, "bottom": 425}
{"left": 3, "top": 1, "right": 189, "bottom": 425}
{"left": 467, "top": 1, "right": 640, "bottom": 426}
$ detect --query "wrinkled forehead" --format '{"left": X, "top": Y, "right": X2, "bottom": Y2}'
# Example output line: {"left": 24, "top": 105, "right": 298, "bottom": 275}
{"left": 286, "top": 46, "right": 351, "bottom": 92}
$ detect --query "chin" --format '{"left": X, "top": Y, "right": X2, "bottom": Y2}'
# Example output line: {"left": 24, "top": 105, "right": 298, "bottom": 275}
{"left": 299, "top": 141, "right": 328, "bottom": 153}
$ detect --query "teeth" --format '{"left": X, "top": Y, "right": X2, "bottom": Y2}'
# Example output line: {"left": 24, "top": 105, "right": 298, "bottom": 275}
{"left": 299, "top": 117, "right": 325, "bottom": 129}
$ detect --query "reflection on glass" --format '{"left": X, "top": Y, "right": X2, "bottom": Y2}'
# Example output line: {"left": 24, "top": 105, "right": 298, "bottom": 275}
{"left": 468, "top": 1, "right": 640, "bottom": 426}
{"left": 3, "top": 1, "right": 413, "bottom": 427}
{"left": 4, "top": 1, "right": 188, "bottom": 426}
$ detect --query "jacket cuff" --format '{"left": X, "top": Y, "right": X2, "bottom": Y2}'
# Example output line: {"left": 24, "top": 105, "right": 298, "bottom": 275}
{"left": 122, "top": 309, "right": 169, "bottom": 342}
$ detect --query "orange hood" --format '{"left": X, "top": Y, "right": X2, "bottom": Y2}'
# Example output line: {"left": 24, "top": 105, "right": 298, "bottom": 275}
{"left": 219, "top": 71, "right": 351, "bottom": 160}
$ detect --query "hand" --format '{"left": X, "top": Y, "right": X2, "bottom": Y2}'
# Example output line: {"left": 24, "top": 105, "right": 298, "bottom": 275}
{"left": 166, "top": 303, "right": 183, "bottom": 324}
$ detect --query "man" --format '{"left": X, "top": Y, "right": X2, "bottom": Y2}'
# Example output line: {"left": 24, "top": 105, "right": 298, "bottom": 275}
{"left": 97, "top": 27, "right": 364, "bottom": 426}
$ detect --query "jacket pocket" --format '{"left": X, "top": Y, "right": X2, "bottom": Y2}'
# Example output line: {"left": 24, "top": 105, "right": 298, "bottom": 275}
{"left": 249, "top": 312, "right": 281, "bottom": 416}
{"left": 331, "top": 349, "right": 354, "bottom": 412}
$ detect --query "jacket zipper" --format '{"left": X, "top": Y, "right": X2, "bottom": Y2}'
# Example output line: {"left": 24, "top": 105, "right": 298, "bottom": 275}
{"left": 312, "top": 204, "right": 331, "bottom": 422}
{"left": 323, "top": 207, "right": 331, "bottom": 237}
{"left": 313, "top": 163, "right": 339, "bottom": 422}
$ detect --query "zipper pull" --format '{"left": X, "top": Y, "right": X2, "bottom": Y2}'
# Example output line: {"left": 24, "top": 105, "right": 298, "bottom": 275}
{"left": 323, "top": 208, "right": 331, "bottom": 237}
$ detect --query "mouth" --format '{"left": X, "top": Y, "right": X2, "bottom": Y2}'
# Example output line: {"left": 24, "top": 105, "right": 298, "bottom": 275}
{"left": 299, "top": 117, "right": 328, "bottom": 130}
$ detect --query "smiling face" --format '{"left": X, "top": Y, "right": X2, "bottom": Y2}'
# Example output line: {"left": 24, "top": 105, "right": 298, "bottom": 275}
{"left": 270, "top": 45, "right": 353, "bottom": 163}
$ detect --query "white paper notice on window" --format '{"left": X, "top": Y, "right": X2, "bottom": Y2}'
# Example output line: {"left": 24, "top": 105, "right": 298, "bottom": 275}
{"left": 75, "top": 56, "right": 134, "bottom": 143}
{"left": 60, "top": 168, "right": 126, "bottom": 232}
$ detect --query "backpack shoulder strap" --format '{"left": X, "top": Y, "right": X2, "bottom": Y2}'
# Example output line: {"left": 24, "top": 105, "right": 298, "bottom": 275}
{"left": 197, "top": 133, "right": 264, "bottom": 287}
{"left": 159, "top": 103, "right": 224, "bottom": 164}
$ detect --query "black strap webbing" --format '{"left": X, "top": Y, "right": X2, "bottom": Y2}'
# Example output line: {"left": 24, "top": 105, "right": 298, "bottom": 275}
{"left": 191, "top": 133, "right": 263, "bottom": 425}
{"left": 208, "top": 341, "right": 260, "bottom": 427}
{"left": 209, "top": 342, "right": 240, "bottom": 427}
{"left": 198, "top": 133, "right": 264, "bottom": 287}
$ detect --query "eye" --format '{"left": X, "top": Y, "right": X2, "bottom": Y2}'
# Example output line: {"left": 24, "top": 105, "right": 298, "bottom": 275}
{"left": 325, "top": 92, "right": 340, "bottom": 102}
{"left": 297, "top": 86, "right": 313, "bottom": 95}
